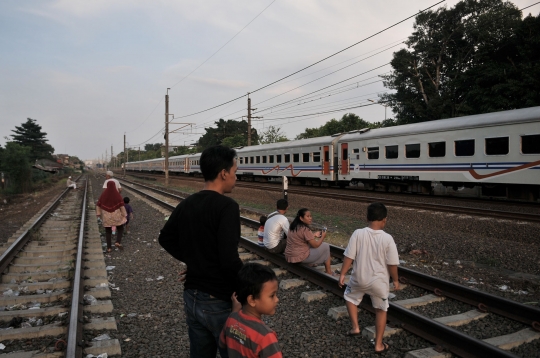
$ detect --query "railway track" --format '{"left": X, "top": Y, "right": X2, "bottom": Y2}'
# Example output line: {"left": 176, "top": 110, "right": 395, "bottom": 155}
{"left": 0, "top": 176, "right": 121, "bottom": 357}
{"left": 120, "top": 171, "right": 540, "bottom": 223}
{"left": 116, "top": 175, "right": 540, "bottom": 358}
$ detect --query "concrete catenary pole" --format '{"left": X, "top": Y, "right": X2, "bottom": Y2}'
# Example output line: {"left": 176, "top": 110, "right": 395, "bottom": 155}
{"left": 124, "top": 134, "right": 126, "bottom": 177}
{"left": 165, "top": 88, "right": 170, "bottom": 187}
{"left": 247, "top": 94, "right": 251, "bottom": 146}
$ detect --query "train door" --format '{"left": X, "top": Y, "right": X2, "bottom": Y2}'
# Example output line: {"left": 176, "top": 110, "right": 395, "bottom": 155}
{"left": 341, "top": 143, "right": 349, "bottom": 175}
{"left": 323, "top": 146, "right": 330, "bottom": 175}
{"left": 184, "top": 158, "right": 190, "bottom": 173}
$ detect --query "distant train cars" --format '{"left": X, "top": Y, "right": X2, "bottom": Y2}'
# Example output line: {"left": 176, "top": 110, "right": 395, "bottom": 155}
{"left": 125, "top": 107, "right": 540, "bottom": 201}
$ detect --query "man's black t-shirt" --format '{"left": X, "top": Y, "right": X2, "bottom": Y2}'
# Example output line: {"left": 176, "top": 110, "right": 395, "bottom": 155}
{"left": 158, "top": 190, "right": 243, "bottom": 301}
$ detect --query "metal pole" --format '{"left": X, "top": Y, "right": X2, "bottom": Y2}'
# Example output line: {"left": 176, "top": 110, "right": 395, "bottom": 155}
{"left": 124, "top": 134, "right": 126, "bottom": 177}
{"left": 247, "top": 94, "right": 251, "bottom": 146}
{"left": 283, "top": 176, "right": 288, "bottom": 201}
{"left": 111, "top": 146, "right": 113, "bottom": 169}
{"left": 165, "top": 88, "right": 170, "bottom": 186}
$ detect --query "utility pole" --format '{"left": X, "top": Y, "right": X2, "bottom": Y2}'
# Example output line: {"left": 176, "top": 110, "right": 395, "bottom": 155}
{"left": 247, "top": 94, "right": 262, "bottom": 146}
{"left": 138, "top": 147, "right": 140, "bottom": 162}
{"left": 165, "top": 88, "right": 170, "bottom": 187}
{"left": 247, "top": 95, "right": 252, "bottom": 146}
{"left": 124, "top": 134, "right": 126, "bottom": 177}
{"left": 111, "top": 146, "right": 113, "bottom": 169}
{"left": 105, "top": 149, "right": 108, "bottom": 171}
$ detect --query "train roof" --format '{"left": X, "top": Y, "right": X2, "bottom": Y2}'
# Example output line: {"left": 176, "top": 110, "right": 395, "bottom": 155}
{"left": 339, "top": 106, "right": 540, "bottom": 142}
{"left": 236, "top": 136, "right": 336, "bottom": 154}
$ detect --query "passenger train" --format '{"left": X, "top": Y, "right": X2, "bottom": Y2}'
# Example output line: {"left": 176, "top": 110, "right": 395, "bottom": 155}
{"left": 125, "top": 107, "right": 540, "bottom": 201}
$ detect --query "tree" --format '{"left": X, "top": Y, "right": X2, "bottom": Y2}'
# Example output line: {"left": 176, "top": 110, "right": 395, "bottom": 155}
{"left": 380, "top": 0, "right": 529, "bottom": 124}
{"left": 11, "top": 118, "right": 55, "bottom": 161}
{"left": 0, "top": 142, "right": 32, "bottom": 193}
{"left": 295, "top": 113, "right": 370, "bottom": 139}
{"left": 144, "top": 143, "right": 162, "bottom": 151}
{"left": 259, "top": 126, "right": 289, "bottom": 144}
{"left": 197, "top": 119, "right": 258, "bottom": 150}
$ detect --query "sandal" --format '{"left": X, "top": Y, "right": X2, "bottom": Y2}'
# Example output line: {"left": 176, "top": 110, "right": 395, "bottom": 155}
{"left": 375, "top": 342, "right": 390, "bottom": 354}
{"left": 114, "top": 242, "right": 123, "bottom": 249}
{"left": 106, "top": 248, "right": 112, "bottom": 253}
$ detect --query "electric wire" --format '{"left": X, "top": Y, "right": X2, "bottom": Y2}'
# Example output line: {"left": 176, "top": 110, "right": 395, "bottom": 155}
{"left": 172, "top": 0, "right": 445, "bottom": 120}
{"left": 170, "top": 0, "right": 276, "bottom": 89}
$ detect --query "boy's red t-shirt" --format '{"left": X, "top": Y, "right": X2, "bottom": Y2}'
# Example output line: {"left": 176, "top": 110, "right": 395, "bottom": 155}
{"left": 219, "top": 310, "right": 282, "bottom": 358}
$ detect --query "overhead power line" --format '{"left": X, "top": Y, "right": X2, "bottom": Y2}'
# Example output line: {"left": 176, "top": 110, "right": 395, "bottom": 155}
{"left": 173, "top": 0, "right": 445, "bottom": 120}
{"left": 170, "top": 0, "right": 276, "bottom": 89}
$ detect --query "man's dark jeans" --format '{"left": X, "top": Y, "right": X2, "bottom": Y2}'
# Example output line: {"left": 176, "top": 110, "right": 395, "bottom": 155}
{"left": 183, "top": 289, "right": 231, "bottom": 358}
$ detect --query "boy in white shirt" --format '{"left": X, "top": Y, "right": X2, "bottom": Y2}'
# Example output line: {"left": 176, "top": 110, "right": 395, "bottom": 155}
{"left": 338, "top": 202, "right": 400, "bottom": 354}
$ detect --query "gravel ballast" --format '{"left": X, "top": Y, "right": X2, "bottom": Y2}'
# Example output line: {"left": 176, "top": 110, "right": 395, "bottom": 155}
{"left": 90, "top": 175, "right": 540, "bottom": 357}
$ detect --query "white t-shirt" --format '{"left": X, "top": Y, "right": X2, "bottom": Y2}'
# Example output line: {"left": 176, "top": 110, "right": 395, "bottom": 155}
{"left": 263, "top": 211, "right": 289, "bottom": 249}
{"left": 103, "top": 178, "right": 121, "bottom": 191}
{"left": 343, "top": 227, "right": 399, "bottom": 298}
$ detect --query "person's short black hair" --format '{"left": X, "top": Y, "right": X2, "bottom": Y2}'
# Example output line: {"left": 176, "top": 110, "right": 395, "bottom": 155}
{"left": 276, "top": 199, "right": 288, "bottom": 210}
{"left": 367, "top": 202, "right": 387, "bottom": 221}
{"left": 237, "top": 263, "right": 277, "bottom": 305}
{"left": 200, "top": 145, "right": 237, "bottom": 182}
{"left": 123, "top": 197, "right": 130, "bottom": 204}
{"left": 259, "top": 215, "right": 267, "bottom": 226}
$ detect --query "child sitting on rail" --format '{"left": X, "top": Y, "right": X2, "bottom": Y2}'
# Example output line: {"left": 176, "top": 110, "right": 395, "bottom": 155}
{"left": 338, "top": 202, "right": 400, "bottom": 354}
{"left": 219, "top": 263, "right": 282, "bottom": 358}
{"left": 258, "top": 215, "right": 267, "bottom": 247}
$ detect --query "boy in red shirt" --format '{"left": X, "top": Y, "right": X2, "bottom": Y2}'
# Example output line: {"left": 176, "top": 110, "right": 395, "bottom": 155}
{"left": 220, "top": 263, "right": 282, "bottom": 358}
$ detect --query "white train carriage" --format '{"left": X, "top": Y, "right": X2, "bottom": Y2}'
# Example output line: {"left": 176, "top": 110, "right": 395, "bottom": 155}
{"left": 167, "top": 154, "right": 189, "bottom": 174}
{"left": 337, "top": 107, "right": 540, "bottom": 200}
{"left": 235, "top": 136, "right": 343, "bottom": 185}
{"left": 185, "top": 153, "right": 202, "bottom": 175}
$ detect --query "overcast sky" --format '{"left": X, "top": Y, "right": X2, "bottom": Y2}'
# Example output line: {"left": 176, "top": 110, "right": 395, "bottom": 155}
{"left": 1, "top": 0, "right": 537, "bottom": 161}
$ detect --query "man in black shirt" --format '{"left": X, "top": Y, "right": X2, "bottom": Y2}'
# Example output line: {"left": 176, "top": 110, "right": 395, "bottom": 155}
{"left": 159, "top": 145, "right": 243, "bottom": 358}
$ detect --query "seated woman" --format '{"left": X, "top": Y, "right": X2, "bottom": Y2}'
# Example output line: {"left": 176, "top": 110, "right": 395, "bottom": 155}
{"left": 284, "top": 208, "right": 333, "bottom": 275}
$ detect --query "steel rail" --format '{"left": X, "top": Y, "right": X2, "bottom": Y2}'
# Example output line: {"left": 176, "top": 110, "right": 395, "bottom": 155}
{"left": 119, "top": 178, "right": 527, "bottom": 357}
{"left": 120, "top": 172, "right": 540, "bottom": 223}
{"left": 118, "top": 178, "right": 540, "bottom": 330}
{"left": 66, "top": 177, "right": 88, "bottom": 358}
{"left": 238, "top": 237, "right": 518, "bottom": 358}
{"left": 0, "top": 175, "right": 83, "bottom": 274}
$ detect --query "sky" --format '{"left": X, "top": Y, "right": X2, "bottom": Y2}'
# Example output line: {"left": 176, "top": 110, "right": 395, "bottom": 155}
{"left": 1, "top": 0, "right": 538, "bottom": 161}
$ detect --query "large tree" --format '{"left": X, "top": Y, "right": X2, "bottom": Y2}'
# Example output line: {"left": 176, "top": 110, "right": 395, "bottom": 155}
{"left": 295, "top": 113, "right": 371, "bottom": 139}
{"left": 11, "top": 118, "right": 54, "bottom": 161}
{"left": 380, "top": 0, "right": 536, "bottom": 124}
{"left": 259, "top": 126, "right": 289, "bottom": 144}
{"left": 0, "top": 142, "right": 32, "bottom": 193}
{"left": 197, "top": 119, "right": 258, "bottom": 150}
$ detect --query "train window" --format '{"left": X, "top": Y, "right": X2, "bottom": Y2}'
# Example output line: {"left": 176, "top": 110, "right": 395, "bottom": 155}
{"left": 239, "top": 158, "right": 243, "bottom": 164}
{"left": 250, "top": 157, "right": 254, "bottom": 164}
{"left": 293, "top": 153, "right": 300, "bottom": 162}
{"left": 353, "top": 148, "right": 360, "bottom": 154}
{"left": 342, "top": 148, "right": 348, "bottom": 160}
{"left": 455, "top": 139, "right": 475, "bottom": 156}
{"left": 285, "top": 154, "right": 290, "bottom": 162}
{"left": 521, "top": 134, "right": 540, "bottom": 154}
{"left": 313, "top": 152, "right": 320, "bottom": 162}
{"left": 385, "top": 145, "right": 398, "bottom": 159}
{"left": 485, "top": 137, "right": 508, "bottom": 155}
{"left": 276, "top": 155, "right": 282, "bottom": 163}
{"left": 428, "top": 142, "right": 445, "bottom": 157}
{"left": 324, "top": 150, "right": 330, "bottom": 161}
{"left": 302, "top": 153, "right": 310, "bottom": 162}
{"left": 367, "top": 147, "right": 379, "bottom": 160}
{"left": 269, "top": 155, "right": 274, "bottom": 163}
{"left": 405, "top": 144, "right": 420, "bottom": 158}
{"left": 244, "top": 157, "right": 248, "bottom": 164}
{"left": 255, "top": 156, "right": 260, "bottom": 163}
{"left": 262, "top": 156, "right": 267, "bottom": 163}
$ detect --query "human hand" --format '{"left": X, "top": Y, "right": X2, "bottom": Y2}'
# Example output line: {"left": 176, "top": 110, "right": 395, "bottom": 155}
{"left": 392, "top": 281, "right": 401, "bottom": 291}
{"left": 178, "top": 269, "right": 187, "bottom": 282}
{"left": 231, "top": 292, "right": 241, "bottom": 313}
{"left": 338, "top": 274, "right": 346, "bottom": 288}
{"left": 315, "top": 231, "right": 322, "bottom": 238}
